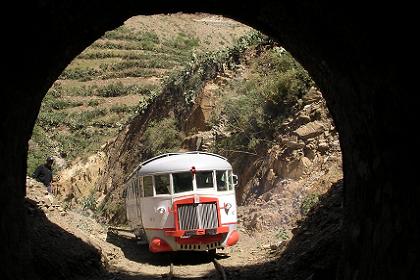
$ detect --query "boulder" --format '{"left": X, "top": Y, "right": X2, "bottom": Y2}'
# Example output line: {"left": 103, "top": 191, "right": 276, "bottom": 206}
{"left": 284, "top": 157, "right": 313, "bottom": 179}
{"left": 294, "top": 121, "right": 325, "bottom": 140}
{"left": 296, "top": 113, "right": 311, "bottom": 125}
{"left": 284, "top": 140, "right": 305, "bottom": 149}
{"left": 318, "top": 141, "right": 330, "bottom": 153}
{"left": 302, "top": 86, "right": 322, "bottom": 104}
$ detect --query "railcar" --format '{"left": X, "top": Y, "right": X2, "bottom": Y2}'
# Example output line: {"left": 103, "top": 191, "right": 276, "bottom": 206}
{"left": 125, "top": 151, "right": 239, "bottom": 253}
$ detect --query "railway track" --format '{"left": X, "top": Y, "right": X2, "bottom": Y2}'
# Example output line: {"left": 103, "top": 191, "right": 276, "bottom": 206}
{"left": 107, "top": 226, "right": 137, "bottom": 239}
{"left": 212, "top": 257, "right": 227, "bottom": 280}
{"left": 108, "top": 226, "right": 227, "bottom": 279}
{"left": 108, "top": 226, "right": 135, "bottom": 234}
{"left": 167, "top": 252, "right": 227, "bottom": 280}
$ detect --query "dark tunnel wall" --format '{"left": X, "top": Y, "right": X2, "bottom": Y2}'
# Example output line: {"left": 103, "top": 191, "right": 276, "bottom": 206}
{"left": 1, "top": 1, "right": 417, "bottom": 279}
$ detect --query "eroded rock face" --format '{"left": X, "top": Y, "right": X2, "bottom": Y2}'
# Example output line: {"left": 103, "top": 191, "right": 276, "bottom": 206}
{"left": 1, "top": 1, "right": 415, "bottom": 279}
{"left": 54, "top": 152, "right": 107, "bottom": 203}
{"left": 238, "top": 89, "right": 342, "bottom": 203}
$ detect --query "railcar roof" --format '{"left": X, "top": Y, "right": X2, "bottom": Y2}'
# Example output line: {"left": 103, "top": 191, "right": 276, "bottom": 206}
{"left": 131, "top": 152, "right": 232, "bottom": 177}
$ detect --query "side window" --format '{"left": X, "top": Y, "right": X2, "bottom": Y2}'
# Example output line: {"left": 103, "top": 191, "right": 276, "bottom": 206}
{"left": 155, "top": 174, "right": 171, "bottom": 195}
{"left": 173, "top": 172, "right": 193, "bottom": 193}
{"left": 228, "top": 170, "right": 233, "bottom": 190}
{"left": 130, "top": 180, "right": 135, "bottom": 197}
{"left": 129, "top": 180, "right": 135, "bottom": 197}
{"left": 196, "top": 171, "right": 214, "bottom": 189}
{"left": 143, "top": 176, "right": 153, "bottom": 197}
{"left": 216, "top": 170, "right": 228, "bottom": 191}
{"left": 125, "top": 180, "right": 132, "bottom": 199}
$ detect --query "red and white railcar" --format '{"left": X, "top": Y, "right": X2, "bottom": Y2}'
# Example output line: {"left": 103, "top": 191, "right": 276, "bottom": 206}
{"left": 125, "top": 151, "right": 239, "bottom": 253}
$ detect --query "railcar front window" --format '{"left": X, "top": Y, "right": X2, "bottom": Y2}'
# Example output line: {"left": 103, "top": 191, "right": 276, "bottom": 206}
{"left": 216, "top": 170, "right": 228, "bottom": 191}
{"left": 172, "top": 172, "right": 193, "bottom": 193}
{"left": 196, "top": 171, "right": 214, "bottom": 189}
{"left": 155, "top": 174, "right": 170, "bottom": 195}
{"left": 143, "top": 176, "right": 153, "bottom": 197}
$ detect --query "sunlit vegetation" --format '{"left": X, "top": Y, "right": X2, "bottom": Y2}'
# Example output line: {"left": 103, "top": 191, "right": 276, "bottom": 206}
{"left": 209, "top": 45, "right": 314, "bottom": 154}
{"left": 27, "top": 21, "right": 231, "bottom": 174}
{"left": 142, "top": 118, "right": 185, "bottom": 158}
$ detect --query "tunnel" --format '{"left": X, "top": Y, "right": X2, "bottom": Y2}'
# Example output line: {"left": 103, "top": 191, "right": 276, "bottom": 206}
{"left": 1, "top": 1, "right": 417, "bottom": 279}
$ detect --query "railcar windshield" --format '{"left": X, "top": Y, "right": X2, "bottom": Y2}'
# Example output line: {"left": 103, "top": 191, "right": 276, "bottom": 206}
{"left": 196, "top": 171, "right": 214, "bottom": 189}
{"left": 216, "top": 170, "right": 228, "bottom": 191}
{"left": 173, "top": 172, "right": 193, "bottom": 193}
{"left": 155, "top": 174, "right": 170, "bottom": 195}
{"left": 138, "top": 169, "right": 234, "bottom": 195}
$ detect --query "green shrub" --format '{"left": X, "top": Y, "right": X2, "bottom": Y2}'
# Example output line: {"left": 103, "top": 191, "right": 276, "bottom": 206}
{"left": 88, "top": 99, "right": 100, "bottom": 106}
{"left": 103, "top": 28, "right": 160, "bottom": 45}
{"left": 91, "top": 41, "right": 128, "bottom": 50}
{"left": 37, "top": 110, "right": 69, "bottom": 128}
{"left": 61, "top": 201, "right": 71, "bottom": 211}
{"left": 100, "top": 68, "right": 157, "bottom": 79}
{"left": 48, "top": 83, "right": 63, "bottom": 98}
{"left": 99, "top": 59, "right": 176, "bottom": 71}
{"left": 27, "top": 125, "right": 54, "bottom": 175}
{"left": 210, "top": 46, "right": 314, "bottom": 154}
{"left": 59, "top": 67, "right": 101, "bottom": 81}
{"left": 91, "top": 35, "right": 160, "bottom": 52}
{"left": 275, "top": 228, "right": 289, "bottom": 241}
{"left": 301, "top": 193, "right": 320, "bottom": 215}
{"left": 109, "top": 104, "right": 133, "bottom": 114}
{"left": 69, "top": 108, "right": 108, "bottom": 125}
{"left": 47, "top": 99, "right": 83, "bottom": 110}
{"left": 96, "top": 82, "right": 127, "bottom": 97}
{"left": 142, "top": 118, "right": 184, "bottom": 157}
{"left": 79, "top": 50, "right": 179, "bottom": 62}
{"left": 53, "top": 128, "right": 105, "bottom": 160}
{"left": 102, "top": 26, "right": 131, "bottom": 40}
{"left": 164, "top": 32, "right": 200, "bottom": 50}
{"left": 81, "top": 191, "right": 97, "bottom": 211}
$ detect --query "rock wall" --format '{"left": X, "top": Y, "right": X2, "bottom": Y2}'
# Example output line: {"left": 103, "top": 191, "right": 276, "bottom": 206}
{"left": 54, "top": 151, "right": 107, "bottom": 205}
{"left": 238, "top": 88, "right": 342, "bottom": 204}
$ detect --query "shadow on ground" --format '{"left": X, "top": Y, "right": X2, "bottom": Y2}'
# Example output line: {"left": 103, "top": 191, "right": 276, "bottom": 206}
{"left": 25, "top": 198, "right": 104, "bottom": 280}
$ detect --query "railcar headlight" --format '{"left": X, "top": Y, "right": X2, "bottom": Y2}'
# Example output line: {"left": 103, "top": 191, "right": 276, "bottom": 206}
{"left": 157, "top": 207, "right": 166, "bottom": 214}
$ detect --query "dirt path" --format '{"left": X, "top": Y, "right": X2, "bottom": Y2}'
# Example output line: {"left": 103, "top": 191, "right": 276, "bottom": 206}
{"left": 26, "top": 178, "right": 281, "bottom": 279}
{"left": 55, "top": 211, "right": 278, "bottom": 279}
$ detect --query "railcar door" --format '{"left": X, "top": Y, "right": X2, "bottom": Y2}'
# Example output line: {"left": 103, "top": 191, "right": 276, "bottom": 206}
{"left": 140, "top": 174, "right": 174, "bottom": 230}
{"left": 216, "top": 170, "right": 238, "bottom": 225}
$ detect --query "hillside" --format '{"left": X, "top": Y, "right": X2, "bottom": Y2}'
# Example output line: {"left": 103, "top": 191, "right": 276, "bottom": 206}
{"left": 26, "top": 13, "right": 344, "bottom": 280}
{"left": 56, "top": 32, "right": 342, "bottom": 226}
{"left": 28, "top": 13, "right": 251, "bottom": 174}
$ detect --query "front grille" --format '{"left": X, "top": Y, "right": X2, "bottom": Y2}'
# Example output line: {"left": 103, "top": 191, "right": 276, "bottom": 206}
{"left": 177, "top": 202, "right": 218, "bottom": 230}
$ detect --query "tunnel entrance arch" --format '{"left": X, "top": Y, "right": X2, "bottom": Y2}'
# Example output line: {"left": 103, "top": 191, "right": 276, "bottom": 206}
{"left": 1, "top": 1, "right": 416, "bottom": 280}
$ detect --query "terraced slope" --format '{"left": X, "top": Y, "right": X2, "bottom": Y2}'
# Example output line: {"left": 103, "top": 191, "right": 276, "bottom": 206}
{"left": 28, "top": 14, "right": 251, "bottom": 173}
